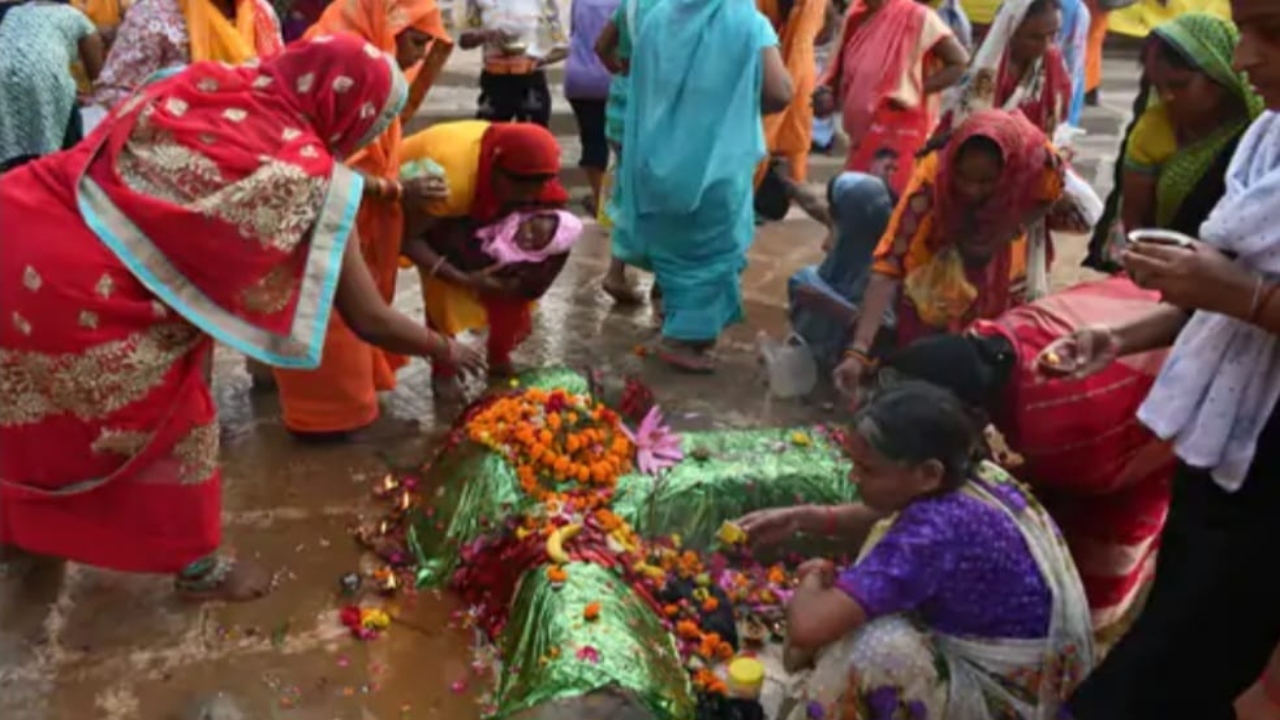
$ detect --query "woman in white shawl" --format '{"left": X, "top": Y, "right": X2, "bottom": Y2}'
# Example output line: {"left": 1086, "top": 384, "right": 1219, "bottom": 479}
{"left": 1040, "top": 4, "right": 1280, "bottom": 715}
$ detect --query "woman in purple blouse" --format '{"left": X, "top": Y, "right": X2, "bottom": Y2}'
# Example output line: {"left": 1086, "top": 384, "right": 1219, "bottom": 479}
{"left": 738, "top": 382, "right": 1094, "bottom": 719}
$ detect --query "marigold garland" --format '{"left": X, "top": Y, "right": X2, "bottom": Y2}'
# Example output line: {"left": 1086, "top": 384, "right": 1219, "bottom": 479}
{"left": 456, "top": 385, "right": 798, "bottom": 699}
{"left": 467, "top": 388, "right": 635, "bottom": 504}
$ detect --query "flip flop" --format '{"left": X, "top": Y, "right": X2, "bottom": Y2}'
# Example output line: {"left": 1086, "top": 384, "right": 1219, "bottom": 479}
{"left": 657, "top": 342, "right": 715, "bottom": 374}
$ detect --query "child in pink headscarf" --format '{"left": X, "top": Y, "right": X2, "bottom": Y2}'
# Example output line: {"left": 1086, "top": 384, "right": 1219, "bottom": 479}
{"left": 477, "top": 208, "right": 583, "bottom": 272}
{"left": 407, "top": 207, "right": 584, "bottom": 384}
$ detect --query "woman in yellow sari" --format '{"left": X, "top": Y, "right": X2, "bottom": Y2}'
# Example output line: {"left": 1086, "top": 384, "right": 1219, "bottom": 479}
{"left": 757, "top": 0, "right": 829, "bottom": 183}
{"left": 398, "top": 120, "right": 571, "bottom": 399}
{"left": 271, "top": 0, "right": 454, "bottom": 437}
{"left": 90, "top": 0, "right": 283, "bottom": 109}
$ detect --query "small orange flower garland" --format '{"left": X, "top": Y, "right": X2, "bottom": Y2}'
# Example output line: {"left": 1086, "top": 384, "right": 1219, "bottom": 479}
{"left": 467, "top": 388, "right": 635, "bottom": 510}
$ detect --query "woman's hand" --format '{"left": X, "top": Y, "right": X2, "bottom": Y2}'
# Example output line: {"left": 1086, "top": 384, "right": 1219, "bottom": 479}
{"left": 1047, "top": 196, "right": 1092, "bottom": 233}
{"left": 736, "top": 506, "right": 817, "bottom": 548}
{"left": 812, "top": 86, "right": 836, "bottom": 117}
{"left": 466, "top": 268, "right": 518, "bottom": 296}
{"left": 401, "top": 175, "right": 449, "bottom": 206}
{"left": 1036, "top": 326, "right": 1121, "bottom": 379}
{"left": 833, "top": 354, "right": 871, "bottom": 399}
{"left": 796, "top": 558, "right": 836, "bottom": 588}
{"left": 1123, "top": 239, "right": 1254, "bottom": 317}
{"left": 445, "top": 338, "right": 486, "bottom": 376}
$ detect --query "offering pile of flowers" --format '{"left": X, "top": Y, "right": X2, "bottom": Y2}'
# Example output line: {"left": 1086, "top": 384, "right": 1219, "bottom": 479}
{"left": 448, "top": 385, "right": 798, "bottom": 697}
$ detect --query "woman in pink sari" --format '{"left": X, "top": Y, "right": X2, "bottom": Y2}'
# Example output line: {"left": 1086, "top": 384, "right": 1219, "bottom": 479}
{"left": 813, "top": 0, "right": 968, "bottom": 195}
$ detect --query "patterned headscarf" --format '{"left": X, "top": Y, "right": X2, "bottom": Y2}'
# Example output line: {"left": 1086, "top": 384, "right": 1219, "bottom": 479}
{"left": 79, "top": 36, "right": 408, "bottom": 366}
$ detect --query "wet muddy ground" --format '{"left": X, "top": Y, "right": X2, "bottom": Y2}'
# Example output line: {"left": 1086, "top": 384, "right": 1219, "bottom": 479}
{"left": 6, "top": 43, "right": 1274, "bottom": 720}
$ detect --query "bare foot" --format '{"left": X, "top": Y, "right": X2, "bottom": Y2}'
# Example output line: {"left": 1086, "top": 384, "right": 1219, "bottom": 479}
{"left": 432, "top": 376, "right": 465, "bottom": 404}
{"left": 488, "top": 361, "right": 517, "bottom": 379}
{"left": 176, "top": 557, "right": 271, "bottom": 603}
{"left": 244, "top": 359, "right": 276, "bottom": 393}
{"left": 602, "top": 276, "right": 644, "bottom": 306}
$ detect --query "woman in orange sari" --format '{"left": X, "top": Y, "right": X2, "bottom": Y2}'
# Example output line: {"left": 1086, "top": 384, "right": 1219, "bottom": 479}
{"left": 812, "top": 0, "right": 968, "bottom": 195}
{"left": 272, "top": 0, "right": 454, "bottom": 438}
{"left": 0, "top": 38, "right": 478, "bottom": 601}
{"left": 757, "top": 0, "right": 829, "bottom": 183}
{"left": 90, "top": 0, "right": 284, "bottom": 110}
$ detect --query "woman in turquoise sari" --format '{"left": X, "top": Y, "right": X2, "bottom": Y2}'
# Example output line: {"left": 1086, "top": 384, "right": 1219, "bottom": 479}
{"left": 617, "top": 0, "right": 793, "bottom": 372}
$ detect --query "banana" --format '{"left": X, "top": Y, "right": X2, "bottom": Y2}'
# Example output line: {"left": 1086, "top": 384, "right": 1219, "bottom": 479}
{"left": 545, "top": 523, "right": 582, "bottom": 564}
{"left": 631, "top": 562, "right": 667, "bottom": 581}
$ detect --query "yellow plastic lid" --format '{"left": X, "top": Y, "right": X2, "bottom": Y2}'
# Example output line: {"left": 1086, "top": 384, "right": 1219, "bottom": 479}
{"left": 728, "top": 657, "right": 765, "bottom": 689}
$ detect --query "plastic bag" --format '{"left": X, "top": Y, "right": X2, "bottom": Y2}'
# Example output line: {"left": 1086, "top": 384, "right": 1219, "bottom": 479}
{"left": 902, "top": 247, "right": 977, "bottom": 330}
{"left": 756, "top": 332, "right": 817, "bottom": 400}
{"left": 400, "top": 157, "right": 447, "bottom": 182}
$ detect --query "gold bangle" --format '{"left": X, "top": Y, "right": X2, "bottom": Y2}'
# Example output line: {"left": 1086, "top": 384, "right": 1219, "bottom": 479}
{"left": 842, "top": 347, "right": 877, "bottom": 369}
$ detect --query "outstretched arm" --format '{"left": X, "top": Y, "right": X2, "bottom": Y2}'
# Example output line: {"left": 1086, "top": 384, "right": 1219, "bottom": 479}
{"left": 333, "top": 234, "right": 482, "bottom": 373}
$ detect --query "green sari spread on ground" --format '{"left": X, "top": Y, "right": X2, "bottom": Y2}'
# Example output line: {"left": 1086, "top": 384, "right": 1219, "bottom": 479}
{"left": 1084, "top": 12, "right": 1263, "bottom": 271}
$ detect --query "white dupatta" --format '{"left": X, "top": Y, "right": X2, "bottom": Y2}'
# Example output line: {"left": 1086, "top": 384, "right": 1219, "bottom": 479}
{"left": 1137, "top": 112, "right": 1280, "bottom": 491}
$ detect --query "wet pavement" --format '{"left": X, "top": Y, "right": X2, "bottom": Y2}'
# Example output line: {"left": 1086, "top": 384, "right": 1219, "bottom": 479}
{"left": 4, "top": 41, "right": 1275, "bottom": 720}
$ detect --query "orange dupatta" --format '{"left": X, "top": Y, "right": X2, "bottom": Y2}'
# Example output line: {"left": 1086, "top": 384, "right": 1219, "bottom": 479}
{"left": 274, "top": 0, "right": 453, "bottom": 434}
{"left": 757, "top": 0, "right": 828, "bottom": 182}
{"left": 74, "top": 0, "right": 126, "bottom": 25}
{"left": 179, "top": 0, "right": 283, "bottom": 64}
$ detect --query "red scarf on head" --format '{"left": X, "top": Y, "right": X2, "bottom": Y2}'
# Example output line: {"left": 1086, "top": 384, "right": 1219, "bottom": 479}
{"left": 931, "top": 109, "right": 1061, "bottom": 320}
{"left": 471, "top": 123, "right": 570, "bottom": 223}
{"left": 934, "top": 109, "right": 1056, "bottom": 247}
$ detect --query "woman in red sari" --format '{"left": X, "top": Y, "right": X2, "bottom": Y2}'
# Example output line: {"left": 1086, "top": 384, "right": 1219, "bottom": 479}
{"left": 811, "top": 0, "right": 968, "bottom": 195}
{"left": 938, "top": 0, "right": 1073, "bottom": 136}
{"left": 0, "top": 37, "right": 480, "bottom": 601}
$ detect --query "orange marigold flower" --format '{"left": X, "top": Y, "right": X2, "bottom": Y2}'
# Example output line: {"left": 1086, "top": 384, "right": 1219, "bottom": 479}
{"left": 583, "top": 602, "right": 602, "bottom": 621}
{"left": 546, "top": 566, "right": 568, "bottom": 583}
{"left": 663, "top": 604, "right": 680, "bottom": 617}
{"left": 676, "top": 620, "right": 701, "bottom": 640}
{"left": 701, "top": 597, "right": 719, "bottom": 613}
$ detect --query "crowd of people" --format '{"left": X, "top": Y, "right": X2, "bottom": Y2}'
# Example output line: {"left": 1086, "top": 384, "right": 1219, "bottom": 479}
{"left": 0, "top": 0, "right": 1278, "bottom": 718}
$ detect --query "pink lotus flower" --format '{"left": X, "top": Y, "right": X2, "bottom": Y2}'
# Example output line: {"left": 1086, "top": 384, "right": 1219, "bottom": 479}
{"left": 622, "top": 406, "right": 684, "bottom": 476}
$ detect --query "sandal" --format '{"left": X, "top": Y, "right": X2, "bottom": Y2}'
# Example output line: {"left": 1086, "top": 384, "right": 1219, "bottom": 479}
{"left": 657, "top": 340, "right": 716, "bottom": 374}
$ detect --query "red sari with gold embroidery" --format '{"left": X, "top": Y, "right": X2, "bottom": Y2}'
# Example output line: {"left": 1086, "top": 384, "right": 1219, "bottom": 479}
{"left": 0, "top": 37, "right": 405, "bottom": 572}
